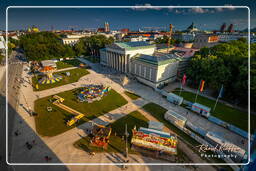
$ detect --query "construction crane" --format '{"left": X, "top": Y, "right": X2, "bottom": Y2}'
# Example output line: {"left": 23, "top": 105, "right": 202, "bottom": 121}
{"left": 167, "top": 24, "right": 173, "bottom": 53}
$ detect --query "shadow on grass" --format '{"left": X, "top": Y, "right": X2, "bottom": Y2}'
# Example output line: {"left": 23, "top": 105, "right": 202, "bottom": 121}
{"left": 1, "top": 94, "right": 69, "bottom": 170}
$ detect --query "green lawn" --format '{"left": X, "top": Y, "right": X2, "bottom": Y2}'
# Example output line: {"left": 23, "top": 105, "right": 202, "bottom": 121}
{"left": 74, "top": 110, "right": 149, "bottom": 154}
{"left": 142, "top": 103, "right": 232, "bottom": 165}
{"left": 172, "top": 89, "right": 255, "bottom": 132}
{"left": 32, "top": 68, "right": 89, "bottom": 91}
{"left": 142, "top": 103, "right": 200, "bottom": 147}
{"left": 56, "top": 59, "right": 81, "bottom": 69}
{"left": 124, "top": 91, "right": 141, "bottom": 100}
{"left": 34, "top": 89, "right": 128, "bottom": 136}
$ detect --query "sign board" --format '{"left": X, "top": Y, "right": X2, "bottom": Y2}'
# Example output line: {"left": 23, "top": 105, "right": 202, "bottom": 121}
{"left": 131, "top": 128, "right": 177, "bottom": 154}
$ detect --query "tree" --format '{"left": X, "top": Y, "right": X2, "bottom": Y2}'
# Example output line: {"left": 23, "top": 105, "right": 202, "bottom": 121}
{"left": 74, "top": 35, "right": 114, "bottom": 57}
{"left": 186, "top": 39, "right": 251, "bottom": 107}
{"left": 19, "top": 32, "right": 76, "bottom": 61}
{"left": 154, "top": 35, "right": 178, "bottom": 45}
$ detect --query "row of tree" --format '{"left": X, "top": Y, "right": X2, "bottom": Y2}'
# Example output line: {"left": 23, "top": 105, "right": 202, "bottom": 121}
{"left": 73, "top": 34, "right": 114, "bottom": 57}
{"left": 186, "top": 38, "right": 255, "bottom": 109}
{"left": 18, "top": 32, "right": 114, "bottom": 61}
{"left": 154, "top": 35, "right": 181, "bottom": 45}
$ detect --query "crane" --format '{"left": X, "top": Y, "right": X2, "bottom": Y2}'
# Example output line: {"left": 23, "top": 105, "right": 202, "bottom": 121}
{"left": 167, "top": 24, "right": 173, "bottom": 53}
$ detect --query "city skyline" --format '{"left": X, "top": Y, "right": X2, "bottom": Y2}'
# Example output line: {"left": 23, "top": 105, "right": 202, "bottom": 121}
{"left": 5, "top": 7, "right": 250, "bottom": 31}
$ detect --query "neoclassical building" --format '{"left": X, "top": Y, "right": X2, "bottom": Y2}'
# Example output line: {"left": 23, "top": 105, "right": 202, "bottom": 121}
{"left": 100, "top": 42, "right": 155, "bottom": 73}
{"left": 100, "top": 42, "right": 181, "bottom": 88}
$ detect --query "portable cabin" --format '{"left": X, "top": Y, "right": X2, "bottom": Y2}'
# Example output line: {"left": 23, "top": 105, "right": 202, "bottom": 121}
{"left": 164, "top": 110, "right": 187, "bottom": 129}
{"left": 148, "top": 120, "right": 164, "bottom": 131}
{"left": 191, "top": 103, "right": 211, "bottom": 117}
{"left": 167, "top": 93, "right": 183, "bottom": 105}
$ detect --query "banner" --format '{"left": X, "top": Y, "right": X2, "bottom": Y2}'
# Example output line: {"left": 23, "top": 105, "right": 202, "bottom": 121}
{"left": 131, "top": 129, "right": 177, "bottom": 154}
{"left": 199, "top": 80, "right": 205, "bottom": 92}
{"left": 182, "top": 74, "right": 187, "bottom": 86}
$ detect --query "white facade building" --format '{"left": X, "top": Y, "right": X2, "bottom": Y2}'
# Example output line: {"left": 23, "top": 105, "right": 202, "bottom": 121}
{"left": 173, "top": 33, "right": 195, "bottom": 42}
{"left": 218, "top": 33, "right": 247, "bottom": 42}
{"left": 0, "top": 36, "right": 6, "bottom": 55}
{"left": 62, "top": 33, "right": 92, "bottom": 45}
{"left": 100, "top": 41, "right": 181, "bottom": 88}
{"left": 130, "top": 53, "right": 181, "bottom": 88}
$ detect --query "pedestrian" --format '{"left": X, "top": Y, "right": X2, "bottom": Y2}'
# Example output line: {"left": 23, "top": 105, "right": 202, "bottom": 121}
{"left": 44, "top": 156, "right": 49, "bottom": 162}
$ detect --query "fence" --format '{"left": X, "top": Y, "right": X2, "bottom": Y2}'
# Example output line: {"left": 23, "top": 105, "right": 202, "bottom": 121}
{"left": 186, "top": 121, "right": 207, "bottom": 137}
{"left": 208, "top": 116, "right": 249, "bottom": 139}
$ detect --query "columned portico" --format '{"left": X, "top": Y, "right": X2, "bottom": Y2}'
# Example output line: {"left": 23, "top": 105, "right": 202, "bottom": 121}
{"left": 100, "top": 42, "right": 156, "bottom": 73}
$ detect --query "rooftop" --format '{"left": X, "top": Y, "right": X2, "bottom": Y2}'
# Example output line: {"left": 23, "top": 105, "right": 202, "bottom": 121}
{"left": 115, "top": 41, "right": 155, "bottom": 50}
{"left": 41, "top": 60, "right": 57, "bottom": 67}
{"left": 138, "top": 127, "right": 176, "bottom": 139}
{"left": 133, "top": 52, "right": 181, "bottom": 66}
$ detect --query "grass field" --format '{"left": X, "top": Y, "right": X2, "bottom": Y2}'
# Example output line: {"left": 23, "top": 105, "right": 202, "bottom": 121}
{"left": 34, "top": 89, "right": 128, "bottom": 136}
{"left": 56, "top": 59, "right": 81, "bottom": 69}
{"left": 124, "top": 91, "right": 141, "bottom": 100}
{"left": 74, "top": 111, "right": 148, "bottom": 154}
{"left": 142, "top": 103, "right": 200, "bottom": 147}
{"left": 142, "top": 102, "right": 232, "bottom": 165}
{"left": 32, "top": 68, "right": 89, "bottom": 91}
{"left": 172, "top": 89, "right": 255, "bottom": 132}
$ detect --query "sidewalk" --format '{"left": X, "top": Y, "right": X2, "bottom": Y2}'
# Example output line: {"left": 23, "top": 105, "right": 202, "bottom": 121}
{"left": 124, "top": 80, "right": 248, "bottom": 150}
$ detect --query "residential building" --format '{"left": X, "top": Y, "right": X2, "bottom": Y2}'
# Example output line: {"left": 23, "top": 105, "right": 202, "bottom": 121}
{"left": 62, "top": 38, "right": 80, "bottom": 45}
{"left": 120, "top": 28, "right": 129, "bottom": 34}
{"left": 123, "top": 35, "right": 150, "bottom": 42}
{"left": 61, "top": 33, "right": 91, "bottom": 45}
{"left": 218, "top": 33, "right": 247, "bottom": 42}
{"left": 0, "top": 36, "right": 6, "bottom": 55}
{"left": 173, "top": 32, "right": 196, "bottom": 42}
{"left": 97, "top": 28, "right": 105, "bottom": 33}
{"left": 192, "top": 34, "right": 219, "bottom": 49}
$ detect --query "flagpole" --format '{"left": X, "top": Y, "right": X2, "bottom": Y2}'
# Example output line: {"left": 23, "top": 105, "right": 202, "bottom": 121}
{"left": 213, "top": 85, "right": 223, "bottom": 112}
{"left": 213, "top": 96, "right": 219, "bottom": 112}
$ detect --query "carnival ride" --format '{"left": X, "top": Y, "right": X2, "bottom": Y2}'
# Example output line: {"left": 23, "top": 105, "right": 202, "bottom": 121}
{"left": 77, "top": 84, "right": 111, "bottom": 103}
{"left": 90, "top": 124, "right": 112, "bottom": 148}
{"left": 38, "top": 66, "right": 62, "bottom": 84}
{"left": 52, "top": 95, "right": 85, "bottom": 126}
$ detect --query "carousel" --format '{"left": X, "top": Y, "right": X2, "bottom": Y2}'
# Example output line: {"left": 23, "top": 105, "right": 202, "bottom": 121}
{"left": 38, "top": 66, "right": 63, "bottom": 84}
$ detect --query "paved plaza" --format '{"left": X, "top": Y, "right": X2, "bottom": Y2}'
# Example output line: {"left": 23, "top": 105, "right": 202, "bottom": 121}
{"left": 4, "top": 57, "right": 246, "bottom": 171}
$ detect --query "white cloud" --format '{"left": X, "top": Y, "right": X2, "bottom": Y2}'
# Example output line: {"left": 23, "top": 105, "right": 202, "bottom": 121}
{"left": 190, "top": 8, "right": 209, "bottom": 14}
{"left": 224, "top": 4, "right": 236, "bottom": 10}
{"left": 215, "top": 4, "right": 236, "bottom": 12}
{"left": 132, "top": 3, "right": 162, "bottom": 11}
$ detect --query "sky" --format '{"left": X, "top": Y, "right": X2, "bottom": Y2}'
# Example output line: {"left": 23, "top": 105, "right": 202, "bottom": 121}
{"left": 1, "top": 0, "right": 255, "bottom": 31}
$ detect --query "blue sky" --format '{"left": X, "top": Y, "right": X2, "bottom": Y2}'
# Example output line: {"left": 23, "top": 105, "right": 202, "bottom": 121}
{"left": 1, "top": 0, "right": 255, "bottom": 31}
